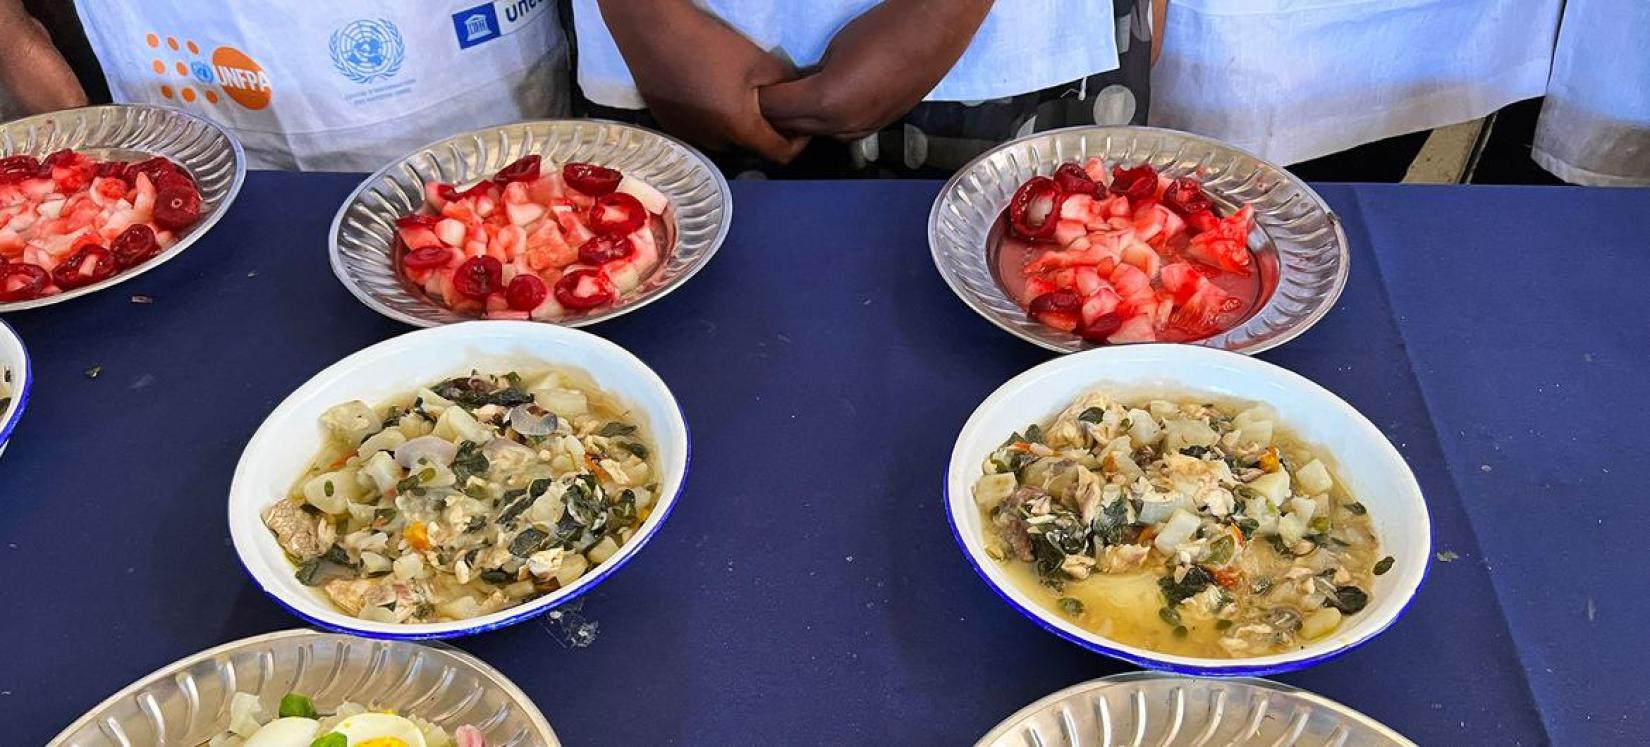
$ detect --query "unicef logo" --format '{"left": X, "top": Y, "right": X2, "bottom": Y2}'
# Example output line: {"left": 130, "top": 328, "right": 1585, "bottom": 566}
{"left": 329, "top": 19, "right": 405, "bottom": 84}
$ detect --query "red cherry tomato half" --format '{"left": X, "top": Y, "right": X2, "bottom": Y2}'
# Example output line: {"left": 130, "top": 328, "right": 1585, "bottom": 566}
{"left": 577, "top": 235, "right": 635, "bottom": 266}
{"left": 110, "top": 224, "right": 160, "bottom": 268}
{"left": 402, "top": 246, "right": 452, "bottom": 270}
{"left": 395, "top": 213, "right": 440, "bottom": 230}
{"left": 51, "top": 245, "right": 118, "bottom": 289}
{"left": 493, "top": 155, "right": 542, "bottom": 185}
{"left": 1110, "top": 164, "right": 1158, "bottom": 201}
{"left": 129, "top": 156, "right": 183, "bottom": 187}
{"left": 153, "top": 184, "right": 202, "bottom": 231}
{"left": 452, "top": 255, "right": 503, "bottom": 299}
{"left": 562, "top": 162, "right": 622, "bottom": 197}
{"left": 0, "top": 263, "right": 50, "bottom": 301}
{"left": 1162, "top": 177, "right": 1212, "bottom": 217}
{"left": 1078, "top": 312, "right": 1124, "bottom": 342}
{"left": 0, "top": 155, "right": 41, "bottom": 182}
{"left": 456, "top": 181, "right": 494, "bottom": 201}
{"left": 588, "top": 192, "right": 646, "bottom": 237}
{"left": 1053, "top": 163, "right": 1101, "bottom": 197}
{"left": 42, "top": 149, "right": 79, "bottom": 169}
{"left": 505, "top": 274, "right": 548, "bottom": 311}
{"left": 1027, "top": 289, "right": 1083, "bottom": 332}
{"left": 553, "top": 268, "right": 615, "bottom": 310}
{"left": 1008, "top": 176, "right": 1066, "bottom": 241}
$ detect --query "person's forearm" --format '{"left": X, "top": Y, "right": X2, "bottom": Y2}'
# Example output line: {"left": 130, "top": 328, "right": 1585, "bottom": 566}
{"left": 858, "top": 0, "right": 993, "bottom": 87}
{"left": 0, "top": 0, "right": 87, "bottom": 114}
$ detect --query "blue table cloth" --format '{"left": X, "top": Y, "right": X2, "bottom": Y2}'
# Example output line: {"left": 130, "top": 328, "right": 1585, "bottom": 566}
{"left": 1, "top": 176, "right": 1644, "bottom": 745}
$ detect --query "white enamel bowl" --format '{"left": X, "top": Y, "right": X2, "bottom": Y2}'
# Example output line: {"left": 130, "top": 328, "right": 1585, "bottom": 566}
{"left": 228, "top": 321, "right": 688, "bottom": 638}
{"left": 0, "top": 318, "right": 28, "bottom": 458}
{"left": 945, "top": 344, "right": 1429, "bottom": 676}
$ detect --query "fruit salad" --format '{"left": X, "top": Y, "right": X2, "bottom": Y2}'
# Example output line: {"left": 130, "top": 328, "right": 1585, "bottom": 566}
{"left": 395, "top": 156, "right": 669, "bottom": 320}
{"left": 0, "top": 149, "right": 203, "bottom": 302}
{"left": 999, "top": 159, "right": 1260, "bottom": 344}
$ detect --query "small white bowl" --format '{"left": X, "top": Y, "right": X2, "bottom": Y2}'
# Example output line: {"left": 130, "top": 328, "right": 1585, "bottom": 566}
{"left": 228, "top": 321, "right": 689, "bottom": 639}
{"left": 0, "top": 319, "right": 29, "bottom": 459}
{"left": 945, "top": 344, "right": 1429, "bottom": 676}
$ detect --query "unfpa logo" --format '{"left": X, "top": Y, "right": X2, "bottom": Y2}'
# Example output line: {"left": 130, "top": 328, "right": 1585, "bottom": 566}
{"left": 330, "top": 19, "right": 405, "bottom": 84}
{"left": 213, "top": 47, "right": 273, "bottom": 109}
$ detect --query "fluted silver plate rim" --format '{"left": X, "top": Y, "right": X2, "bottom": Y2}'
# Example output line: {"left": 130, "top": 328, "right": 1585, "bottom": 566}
{"left": 929, "top": 126, "right": 1348, "bottom": 355}
{"left": 50, "top": 628, "right": 558, "bottom": 746}
{"left": 330, "top": 119, "right": 730, "bottom": 328}
{"left": 0, "top": 104, "right": 246, "bottom": 313}
{"left": 976, "top": 672, "right": 1414, "bottom": 747}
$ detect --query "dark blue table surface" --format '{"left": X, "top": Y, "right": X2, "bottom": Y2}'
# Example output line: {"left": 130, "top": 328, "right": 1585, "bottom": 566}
{"left": 1, "top": 175, "right": 1645, "bottom": 745}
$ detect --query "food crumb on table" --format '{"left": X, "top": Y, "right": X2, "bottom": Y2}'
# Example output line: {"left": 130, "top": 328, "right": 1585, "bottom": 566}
{"left": 1436, "top": 551, "right": 1460, "bottom": 562}
{"left": 84, "top": 366, "right": 101, "bottom": 379}
{"left": 130, "top": 294, "right": 153, "bottom": 304}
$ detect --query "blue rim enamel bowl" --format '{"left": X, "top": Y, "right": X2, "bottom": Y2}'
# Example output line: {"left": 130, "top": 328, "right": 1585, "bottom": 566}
{"left": 228, "top": 321, "right": 689, "bottom": 639}
{"left": 0, "top": 318, "right": 30, "bottom": 459}
{"left": 944, "top": 344, "right": 1430, "bottom": 676}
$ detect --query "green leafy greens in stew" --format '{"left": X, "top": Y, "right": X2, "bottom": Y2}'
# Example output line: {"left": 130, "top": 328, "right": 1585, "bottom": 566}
{"left": 262, "top": 369, "right": 656, "bottom": 624}
{"left": 974, "top": 391, "right": 1383, "bottom": 658}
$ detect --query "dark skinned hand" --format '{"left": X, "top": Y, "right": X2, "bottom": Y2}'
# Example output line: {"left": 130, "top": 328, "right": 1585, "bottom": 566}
{"left": 758, "top": 0, "right": 994, "bottom": 141}
{"left": 596, "top": 0, "right": 808, "bottom": 163}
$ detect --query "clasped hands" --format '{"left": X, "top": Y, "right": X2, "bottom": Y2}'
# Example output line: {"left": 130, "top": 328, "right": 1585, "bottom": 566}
{"left": 603, "top": 0, "right": 991, "bottom": 164}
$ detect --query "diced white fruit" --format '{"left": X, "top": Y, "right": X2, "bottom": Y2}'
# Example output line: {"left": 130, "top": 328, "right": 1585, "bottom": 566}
{"left": 436, "top": 218, "right": 467, "bottom": 247}
{"left": 506, "top": 201, "right": 545, "bottom": 226}
{"left": 1248, "top": 470, "right": 1291, "bottom": 503}
{"left": 617, "top": 175, "right": 668, "bottom": 214}
{"left": 973, "top": 472, "right": 1018, "bottom": 509}
{"left": 1288, "top": 496, "right": 1318, "bottom": 524}
{"left": 1295, "top": 459, "right": 1334, "bottom": 495}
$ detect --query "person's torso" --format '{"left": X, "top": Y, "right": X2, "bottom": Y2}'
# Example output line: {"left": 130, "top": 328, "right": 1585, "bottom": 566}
{"left": 74, "top": 0, "right": 571, "bottom": 170}
{"left": 572, "top": 0, "right": 1120, "bottom": 109}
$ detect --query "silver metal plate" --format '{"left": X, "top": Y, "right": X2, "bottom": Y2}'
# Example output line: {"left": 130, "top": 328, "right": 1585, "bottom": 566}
{"left": 0, "top": 104, "right": 246, "bottom": 313}
{"left": 330, "top": 119, "right": 730, "bottom": 328}
{"left": 929, "top": 126, "right": 1348, "bottom": 354}
{"left": 976, "top": 672, "right": 1413, "bottom": 747}
{"left": 51, "top": 629, "right": 559, "bottom": 746}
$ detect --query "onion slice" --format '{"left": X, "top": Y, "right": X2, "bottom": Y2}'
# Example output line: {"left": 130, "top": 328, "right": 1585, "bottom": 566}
{"left": 395, "top": 435, "right": 458, "bottom": 468}
{"left": 508, "top": 404, "right": 558, "bottom": 436}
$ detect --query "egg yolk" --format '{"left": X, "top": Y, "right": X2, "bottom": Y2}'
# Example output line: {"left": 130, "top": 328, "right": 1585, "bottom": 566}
{"left": 356, "top": 739, "right": 409, "bottom": 747}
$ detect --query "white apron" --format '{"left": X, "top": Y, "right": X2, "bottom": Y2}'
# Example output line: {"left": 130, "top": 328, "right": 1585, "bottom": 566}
{"left": 1150, "top": 0, "right": 1562, "bottom": 166}
{"left": 1532, "top": 1, "right": 1650, "bottom": 187}
{"left": 572, "top": 0, "right": 1119, "bottom": 108}
{"left": 75, "top": 0, "right": 570, "bottom": 171}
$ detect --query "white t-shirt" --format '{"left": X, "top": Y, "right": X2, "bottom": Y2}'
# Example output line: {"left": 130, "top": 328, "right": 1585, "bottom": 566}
{"left": 572, "top": 0, "right": 1120, "bottom": 109}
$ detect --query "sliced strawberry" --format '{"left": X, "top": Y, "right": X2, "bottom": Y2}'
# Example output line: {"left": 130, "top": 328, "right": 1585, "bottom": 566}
{"left": 1159, "top": 262, "right": 1206, "bottom": 304}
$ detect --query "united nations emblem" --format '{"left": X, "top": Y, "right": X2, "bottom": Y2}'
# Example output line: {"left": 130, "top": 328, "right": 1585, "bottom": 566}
{"left": 329, "top": 19, "right": 405, "bottom": 85}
